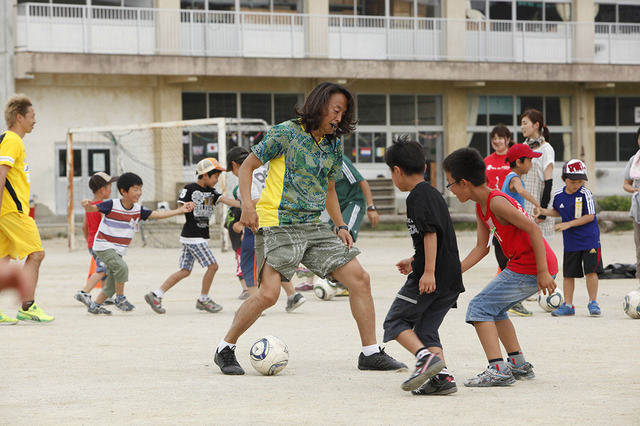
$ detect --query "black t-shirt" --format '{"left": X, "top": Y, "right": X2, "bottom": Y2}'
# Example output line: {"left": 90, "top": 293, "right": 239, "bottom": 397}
{"left": 178, "top": 183, "right": 221, "bottom": 240}
{"left": 406, "top": 181, "right": 464, "bottom": 293}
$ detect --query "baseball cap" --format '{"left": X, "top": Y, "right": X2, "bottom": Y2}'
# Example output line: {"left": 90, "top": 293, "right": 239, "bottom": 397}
{"left": 227, "top": 146, "right": 250, "bottom": 165}
{"left": 196, "top": 157, "right": 226, "bottom": 175}
{"left": 506, "top": 143, "right": 543, "bottom": 163}
{"left": 562, "top": 159, "right": 588, "bottom": 181}
{"left": 89, "top": 172, "right": 118, "bottom": 192}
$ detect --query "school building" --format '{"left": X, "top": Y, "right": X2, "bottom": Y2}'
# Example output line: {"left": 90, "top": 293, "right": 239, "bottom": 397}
{"left": 2, "top": 0, "right": 639, "bottom": 216}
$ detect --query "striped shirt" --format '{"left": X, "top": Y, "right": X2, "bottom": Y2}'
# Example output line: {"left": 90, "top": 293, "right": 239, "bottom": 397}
{"left": 93, "top": 199, "right": 152, "bottom": 255}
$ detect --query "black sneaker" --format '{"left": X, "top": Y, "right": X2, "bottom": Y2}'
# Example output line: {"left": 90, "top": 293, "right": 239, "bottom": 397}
{"left": 412, "top": 374, "right": 458, "bottom": 395}
{"left": 401, "top": 352, "right": 445, "bottom": 391}
{"left": 357, "top": 347, "right": 408, "bottom": 371}
{"left": 214, "top": 346, "right": 245, "bottom": 375}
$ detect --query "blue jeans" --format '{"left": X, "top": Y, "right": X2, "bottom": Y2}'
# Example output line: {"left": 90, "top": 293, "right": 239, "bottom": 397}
{"left": 465, "top": 269, "right": 555, "bottom": 324}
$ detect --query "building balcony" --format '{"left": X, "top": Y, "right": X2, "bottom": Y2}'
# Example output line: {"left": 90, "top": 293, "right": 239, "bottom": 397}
{"left": 15, "top": 3, "right": 640, "bottom": 65}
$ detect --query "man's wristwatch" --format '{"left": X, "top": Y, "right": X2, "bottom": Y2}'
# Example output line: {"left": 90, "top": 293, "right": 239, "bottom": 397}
{"left": 367, "top": 205, "right": 377, "bottom": 212}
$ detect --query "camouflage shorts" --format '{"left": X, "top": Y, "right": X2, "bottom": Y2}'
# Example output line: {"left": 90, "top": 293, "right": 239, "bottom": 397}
{"left": 254, "top": 223, "right": 360, "bottom": 285}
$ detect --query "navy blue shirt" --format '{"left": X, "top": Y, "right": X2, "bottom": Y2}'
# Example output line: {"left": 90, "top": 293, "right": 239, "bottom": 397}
{"left": 552, "top": 186, "right": 600, "bottom": 251}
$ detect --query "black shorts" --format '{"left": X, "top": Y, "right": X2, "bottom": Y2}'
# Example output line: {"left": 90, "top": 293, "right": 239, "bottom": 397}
{"left": 383, "top": 274, "right": 461, "bottom": 348}
{"left": 563, "top": 248, "right": 604, "bottom": 278}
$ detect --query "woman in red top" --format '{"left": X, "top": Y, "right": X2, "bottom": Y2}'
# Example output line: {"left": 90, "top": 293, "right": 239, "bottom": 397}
{"left": 484, "top": 124, "right": 513, "bottom": 191}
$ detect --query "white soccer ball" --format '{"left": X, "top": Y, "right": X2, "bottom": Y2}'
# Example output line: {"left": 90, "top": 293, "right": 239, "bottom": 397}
{"left": 623, "top": 290, "right": 640, "bottom": 319}
{"left": 249, "top": 335, "right": 289, "bottom": 376}
{"left": 538, "top": 289, "right": 564, "bottom": 312}
{"left": 313, "top": 278, "right": 337, "bottom": 300}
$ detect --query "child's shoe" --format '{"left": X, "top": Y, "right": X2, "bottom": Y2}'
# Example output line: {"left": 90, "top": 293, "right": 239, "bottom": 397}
{"left": 463, "top": 366, "right": 515, "bottom": 387}
{"left": 508, "top": 302, "right": 533, "bottom": 317}
{"left": 88, "top": 304, "right": 112, "bottom": 315}
{"left": 115, "top": 296, "right": 135, "bottom": 312}
{"left": 412, "top": 374, "right": 458, "bottom": 395}
{"left": 587, "top": 300, "right": 601, "bottom": 316}
{"left": 196, "top": 297, "right": 223, "bottom": 313}
{"left": 401, "top": 352, "right": 445, "bottom": 391}
{"left": 551, "top": 303, "right": 575, "bottom": 316}
{"left": 506, "top": 361, "right": 535, "bottom": 380}
{"left": 143, "top": 292, "right": 166, "bottom": 314}
{"left": 104, "top": 297, "right": 115, "bottom": 305}
{"left": 74, "top": 290, "right": 92, "bottom": 307}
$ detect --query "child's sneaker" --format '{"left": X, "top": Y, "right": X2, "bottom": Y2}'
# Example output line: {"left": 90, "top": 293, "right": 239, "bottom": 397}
{"left": 115, "top": 296, "right": 135, "bottom": 312}
{"left": 508, "top": 302, "right": 533, "bottom": 317}
{"left": 401, "top": 352, "right": 445, "bottom": 391}
{"left": 463, "top": 366, "right": 515, "bottom": 387}
{"left": 552, "top": 303, "right": 575, "bottom": 316}
{"left": 74, "top": 291, "right": 92, "bottom": 307}
{"left": 285, "top": 293, "right": 306, "bottom": 313}
{"left": 88, "top": 304, "right": 112, "bottom": 315}
{"left": 16, "top": 304, "right": 54, "bottom": 323}
{"left": 358, "top": 347, "right": 408, "bottom": 371}
{"left": 412, "top": 374, "right": 458, "bottom": 395}
{"left": 506, "top": 361, "right": 535, "bottom": 380}
{"left": 104, "top": 297, "right": 115, "bottom": 305}
{"left": 143, "top": 292, "right": 166, "bottom": 314}
{"left": 294, "top": 282, "right": 314, "bottom": 291}
{"left": 588, "top": 300, "right": 601, "bottom": 316}
{"left": 0, "top": 310, "right": 19, "bottom": 325}
{"left": 196, "top": 298, "right": 223, "bottom": 313}
{"left": 214, "top": 346, "right": 245, "bottom": 375}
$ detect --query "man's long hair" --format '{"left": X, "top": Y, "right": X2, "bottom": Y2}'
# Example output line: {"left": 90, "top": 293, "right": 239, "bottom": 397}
{"left": 295, "top": 82, "right": 356, "bottom": 139}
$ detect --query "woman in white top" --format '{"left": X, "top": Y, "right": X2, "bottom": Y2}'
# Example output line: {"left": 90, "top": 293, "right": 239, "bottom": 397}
{"left": 520, "top": 109, "right": 555, "bottom": 241}
{"left": 623, "top": 127, "right": 640, "bottom": 286}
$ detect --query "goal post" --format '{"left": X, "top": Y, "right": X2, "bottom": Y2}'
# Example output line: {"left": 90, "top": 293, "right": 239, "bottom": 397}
{"left": 66, "top": 117, "right": 270, "bottom": 251}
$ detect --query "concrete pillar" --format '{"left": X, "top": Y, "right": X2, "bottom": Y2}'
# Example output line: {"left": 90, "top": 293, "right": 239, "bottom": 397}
{"left": 305, "top": 0, "right": 328, "bottom": 58}
{"left": 156, "top": 0, "right": 181, "bottom": 55}
{"left": 1, "top": 1, "right": 16, "bottom": 104}
{"left": 574, "top": 0, "right": 595, "bottom": 63}
{"left": 443, "top": 0, "right": 466, "bottom": 60}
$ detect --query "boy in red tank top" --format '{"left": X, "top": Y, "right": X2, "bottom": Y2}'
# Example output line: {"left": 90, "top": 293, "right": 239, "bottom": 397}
{"left": 443, "top": 147, "right": 557, "bottom": 388}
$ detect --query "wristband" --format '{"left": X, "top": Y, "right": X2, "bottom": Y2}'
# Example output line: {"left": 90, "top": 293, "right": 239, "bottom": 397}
{"left": 337, "top": 225, "right": 349, "bottom": 233}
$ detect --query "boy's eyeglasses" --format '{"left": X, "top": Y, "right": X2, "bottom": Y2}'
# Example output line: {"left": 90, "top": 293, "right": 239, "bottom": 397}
{"left": 446, "top": 180, "right": 460, "bottom": 191}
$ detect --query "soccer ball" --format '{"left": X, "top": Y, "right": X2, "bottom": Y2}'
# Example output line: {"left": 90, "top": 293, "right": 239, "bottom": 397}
{"left": 249, "top": 335, "right": 289, "bottom": 376}
{"left": 538, "top": 289, "right": 564, "bottom": 312}
{"left": 313, "top": 278, "right": 337, "bottom": 300}
{"left": 623, "top": 290, "right": 640, "bottom": 319}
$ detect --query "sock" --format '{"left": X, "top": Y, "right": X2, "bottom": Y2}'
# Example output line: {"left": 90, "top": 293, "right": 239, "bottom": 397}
{"left": 415, "top": 347, "right": 431, "bottom": 359}
{"left": 362, "top": 344, "right": 380, "bottom": 356}
{"left": 218, "top": 340, "right": 234, "bottom": 353}
{"left": 436, "top": 367, "right": 454, "bottom": 381}
{"left": 115, "top": 294, "right": 126, "bottom": 302}
{"left": 507, "top": 351, "right": 526, "bottom": 366}
{"left": 199, "top": 294, "right": 209, "bottom": 303}
{"left": 21, "top": 300, "right": 34, "bottom": 311}
{"left": 489, "top": 358, "right": 507, "bottom": 373}
{"left": 154, "top": 289, "right": 165, "bottom": 298}
{"left": 287, "top": 294, "right": 296, "bottom": 300}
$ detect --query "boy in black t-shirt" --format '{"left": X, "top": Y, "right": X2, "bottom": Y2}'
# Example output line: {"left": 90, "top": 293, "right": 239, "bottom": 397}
{"left": 143, "top": 158, "right": 240, "bottom": 314}
{"left": 383, "top": 136, "right": 465, "bottom": 395}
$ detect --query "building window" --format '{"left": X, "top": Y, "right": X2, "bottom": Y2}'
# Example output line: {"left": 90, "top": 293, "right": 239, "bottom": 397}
{"left": 329, "top": 0, "right": 442, "bottom": 17}
{"left": 596, "top": 2, "right": 640, "bottom": 24}
{"left": 467, "top": 95, "right": 572, "bottom": 160}
{"left": 467, "top": 1, "right": 571, "bottom": 22}
{"left": 18, "top": 0, "right": 156, "bottom": 5}
{"left": 595, "top": 96, "right": 640, "bottom": 162}
{"left": 180, "top": 0, "right": 302, "bottom": 12}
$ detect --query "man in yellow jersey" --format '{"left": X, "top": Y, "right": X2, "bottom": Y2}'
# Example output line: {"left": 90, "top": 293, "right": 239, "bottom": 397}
{"left": 0, "top": 94, "right": 54, "bottom": 324}
{"left": 214, "top": 82, "right": 405, "bottom": 375}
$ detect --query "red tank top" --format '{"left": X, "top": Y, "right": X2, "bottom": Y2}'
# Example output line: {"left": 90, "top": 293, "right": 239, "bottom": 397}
{"left": 86, "top": 200, "right": 103, "bottom": 249}
{"left": 476, "top": 191, "right": 558, "bottom": 275}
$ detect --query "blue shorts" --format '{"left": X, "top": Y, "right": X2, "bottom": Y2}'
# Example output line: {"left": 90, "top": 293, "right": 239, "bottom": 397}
{"left": 89, "top": 248, "right": 107, "bottom": 277}
{"left": 465, "top": 269, "right": 556, "bottom": 324}
{"left": 178, "top": 242, "right": 216, "bottom": 271}
{"left": 240, "top": 227, "right": 256, "bottom": 288}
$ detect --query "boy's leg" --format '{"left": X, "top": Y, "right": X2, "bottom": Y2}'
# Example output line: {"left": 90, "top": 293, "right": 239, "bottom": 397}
{"left": 84, "top": 272, "right": 106, "bottom": 293}
{"left": 472, "top": 321, "right": 503, "bottom": 360}
{"left": 585, "top": 272, "right": 598, "bottom": 302}
{"left": 200, "top": 262, "right": 218, "bottom": 295}
{"left": 562, "top": 277, "right": 576, "bottom": 305}
{"left": 159, "top": 269, "right": 191, "bottom": 293}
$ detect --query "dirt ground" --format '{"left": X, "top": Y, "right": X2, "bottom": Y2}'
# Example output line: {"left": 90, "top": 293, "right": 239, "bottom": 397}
{"left": 1, "top": 228, "right": 639, "bottom": 425}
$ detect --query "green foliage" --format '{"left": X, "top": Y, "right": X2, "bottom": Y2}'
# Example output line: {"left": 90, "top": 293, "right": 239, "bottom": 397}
{"left": 596, "top": 195, "right": 631, "bottom": 212}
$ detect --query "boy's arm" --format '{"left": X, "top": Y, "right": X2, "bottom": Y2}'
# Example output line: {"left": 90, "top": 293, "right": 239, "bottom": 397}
{"left": 82, "top": 215, "right": 88, "bottom": 241}
{"left": 512, "top": 176, "right": 541, "bottom": 209}
{"left": 460, "top": 214, "right": 491, "bottom": 273}
{"left": 555, "top": 213, "right": 595, "bottom": 232}
{"left": 491, "top": 197, "right": 557, "bottom": 295}
{"left": 396, "top": 257, "right": 413, "bottom": 275}
{"left": 219, "top": 196, "right": 241, "bottom": 208}
{"left": 239, "top": 153, "right": 263, "bottom": 232}
{"left": 327, "top": 181, "right": 353, "bottom": 249}
{"left": 80, "top": 199, "right": 99, "bottom": 212}
{"left": 536, "top": 207, "right": 561, "bottom": 218}
{"left": 420, "top": 232, "right": 437, "bottom": 294}
{"left": 148, "top": 202, "right": 194, "bottom": 219}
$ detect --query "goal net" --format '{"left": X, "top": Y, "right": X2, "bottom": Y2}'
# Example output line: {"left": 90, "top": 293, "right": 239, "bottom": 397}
{"left": 66, "top": 117, "right": 269, "bottom": 251}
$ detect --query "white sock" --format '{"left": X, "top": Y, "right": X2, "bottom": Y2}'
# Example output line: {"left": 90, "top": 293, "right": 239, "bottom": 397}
{"left": 199, "top": 294, "right": 209, "bottom": 302}
{"left": 362, "top": 344, "right": 380, "bottom": 356}
{"left": 288, "top": 294, "right": 296, "bottom": 300}
{"left": 416, "top": 348, "right": 431, "bottom": 359}
{"left": 154, "top": 289, "right": 165, "bottom": 298}
{"left": 218, "top": 340, "right": 234, "bottom": 353}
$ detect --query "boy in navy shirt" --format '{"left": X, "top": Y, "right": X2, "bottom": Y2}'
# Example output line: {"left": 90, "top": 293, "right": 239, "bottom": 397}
{"left": 536, "top": 159, "right": 603, "bottom": 316}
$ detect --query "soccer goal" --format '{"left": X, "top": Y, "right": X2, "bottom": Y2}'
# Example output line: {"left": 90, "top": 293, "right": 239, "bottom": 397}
{"left": 66, "top": 117, "right": 269, "bottom": 251}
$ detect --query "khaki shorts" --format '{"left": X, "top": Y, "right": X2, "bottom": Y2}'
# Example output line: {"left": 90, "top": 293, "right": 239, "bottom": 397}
{"left": 0, "top": 212, "right": 43, "bottom": 260}
{"left": 255, "top": 223, "right": 360, "bottom": 285}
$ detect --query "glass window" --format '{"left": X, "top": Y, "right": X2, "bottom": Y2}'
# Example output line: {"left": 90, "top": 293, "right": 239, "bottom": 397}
{"left": 274, "top": 94, "right": 301, "bottom": 124}
{"left": 390, "top": 95, "right": 415, "bottom": 126}
{"left": 489, "top": 1, "right": 512, "bottom": 20}
{"left": 518, "top": 96, "right": 544, "bottom": 117}
{"left": 357, "top": 95, "right": 386, "bottom": 125}
{"left": 240, "top": 0, "right": 269, "bottom": 10}
{"left": 343, "top": 133, "right": 355, "bottom": 162}
{"left": 361, "top": 0, "right": 385, "bottom": 16}
{"left": 516, "top": 1, "right": 543, "bottom": 21}
{"left": 182, "top": 93, "right": 207, "bottom": 120}
{"left": 58, "top": 149, "right": 82, "bottom": 177}
{"left": 88, "top": 149, "right": 112, "bottom": 175}
{"left": 273, "top": 0, "right": 302, "bottom": 12}
{"left": 546, "top": 2, "right": 569, "bottom": 22}
{"left": 391, "top": 0, "right": 413, "bottom": 17}
{"left": 595, "top": 4, "right": 615, "bottom": 23}
{"left": 417, "top": 95, "right": 440, "bottom": 125}
{"left": 474, "top": 96, "right": 488, "bottom": 126}
{"left": 209, "top": 0, "right": 235, "bottom": 10}
{"left": 595, "top": 132, "right": 617, "bottom": 161}
{"left": 595, "top": 97, "right": 616, "bottom": 126}
{"left": 619, "top": 5, "right": 640, "bottom": 24}
{"left": 545, "top": 96, "right": 569, "bottom": 126}
{"left": 241, "top": 93, "right": 272, "bottom": 123}
{"left": 191, "top": 132, "right": 218, "bottom": 164}
{"left": 124, "top": 0, "right": 154, "bottom": 6}
{"left": 329, "top": 0, "right": 354, "bottom": 15}
{"left": 489, "top": 96, "right": 513, "bottom": 125}
{"left": 468, "top": 1, "right": 486, "bottom": 18}
{"left": 618, "top": 97, "right": 640, "bottom": 126}
{"left": 620, "top": 132, "right": 639, "bottom": 161}
{"left": 209, "top": 93, "right": 237, "bottom": 118}
{"left": 357, "top": 133, "right": 374, "bottom": 163}
{"left": 181, "top": 0, "right": 206, "bottom": 10}
{"left": 468, "top": 132, "right": 488, "bottom": 158}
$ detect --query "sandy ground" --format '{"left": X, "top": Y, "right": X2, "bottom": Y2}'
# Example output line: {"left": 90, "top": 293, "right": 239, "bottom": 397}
{"left": 1, "top": 228, "right": 639, "bottom": 425}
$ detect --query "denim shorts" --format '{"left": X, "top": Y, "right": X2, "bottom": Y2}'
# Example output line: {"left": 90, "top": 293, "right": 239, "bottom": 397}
{"left": 88, "top": 248, "right": 107, "bottom": 275}
{"left": 465, "top": 269, "right": 555, "bottom": 323}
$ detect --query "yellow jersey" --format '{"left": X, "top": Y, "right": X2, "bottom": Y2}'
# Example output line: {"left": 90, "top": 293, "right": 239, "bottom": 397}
{"left": 0, "top": 131, "right": 31, "bottom": 217}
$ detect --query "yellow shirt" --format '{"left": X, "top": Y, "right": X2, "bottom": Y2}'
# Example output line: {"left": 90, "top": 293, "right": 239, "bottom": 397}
{"left": 0, "top": 131, "right": 30, "bottom": 216}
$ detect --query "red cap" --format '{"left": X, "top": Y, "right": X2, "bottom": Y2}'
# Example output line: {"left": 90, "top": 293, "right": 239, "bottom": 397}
{"left": 506, "top": 144, "right": 542, "bottom": 163}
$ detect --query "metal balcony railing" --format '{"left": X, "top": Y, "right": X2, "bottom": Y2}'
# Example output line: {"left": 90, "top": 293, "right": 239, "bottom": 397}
{"left": 14, "top": 3, "right": 640, "bottom": 65}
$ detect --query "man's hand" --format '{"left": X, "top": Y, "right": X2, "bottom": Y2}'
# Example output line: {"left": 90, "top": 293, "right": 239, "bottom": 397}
{"left": 337, "top": 227, "right": 353, "bottom": 249}
{"left": 240, "top": 205, "right": 260, "bottom": 233}
{"left": 367, "top": 209, "right": 379, "bottom": 227}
